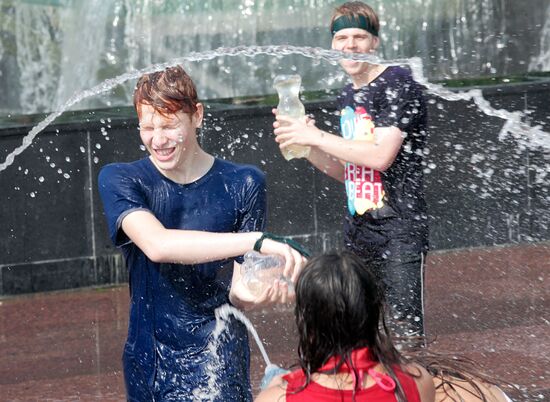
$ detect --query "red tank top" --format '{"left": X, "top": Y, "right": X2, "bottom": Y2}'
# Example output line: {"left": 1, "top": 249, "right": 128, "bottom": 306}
{"left": 283, "top": 348, "right": 421, "bottom": 402}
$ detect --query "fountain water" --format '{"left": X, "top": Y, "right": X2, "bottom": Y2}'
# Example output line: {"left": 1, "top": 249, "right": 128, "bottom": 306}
{"left": 1, "top": 0, "right": 548, "bottom": 115}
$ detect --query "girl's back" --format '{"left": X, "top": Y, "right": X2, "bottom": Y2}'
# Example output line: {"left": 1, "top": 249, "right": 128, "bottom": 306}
{"left": 283, "top": 359, "right": 426, "bottom": 402}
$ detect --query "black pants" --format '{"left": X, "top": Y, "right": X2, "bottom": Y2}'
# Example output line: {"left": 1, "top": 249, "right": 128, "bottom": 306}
{"left": 373, "top": 250, "right": 425, "bottom": 338}
{"left": 344, "top": 217, "right": 427, "bottom": 342}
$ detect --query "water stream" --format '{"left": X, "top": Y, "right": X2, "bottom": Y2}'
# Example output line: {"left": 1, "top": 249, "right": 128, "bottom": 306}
{"left": 194, "top": 304, "right": 271, "bottom": 401}
{"left": 1, "top": 45, "right": 548, "bottom": 174}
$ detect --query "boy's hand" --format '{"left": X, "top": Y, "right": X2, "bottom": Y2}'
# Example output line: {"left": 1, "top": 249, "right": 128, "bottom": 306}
{"left": 230, "top": 272, "right": 295, "bottom": 310}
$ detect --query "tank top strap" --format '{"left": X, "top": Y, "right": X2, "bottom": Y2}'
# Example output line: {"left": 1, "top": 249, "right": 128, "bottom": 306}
{"left": 284, "top": 348, "right": 398, "bottom": 393}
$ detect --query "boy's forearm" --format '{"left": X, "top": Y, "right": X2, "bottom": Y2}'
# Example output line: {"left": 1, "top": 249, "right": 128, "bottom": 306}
{"left": 123, "top": 212, "right": 262, "bottom": 264}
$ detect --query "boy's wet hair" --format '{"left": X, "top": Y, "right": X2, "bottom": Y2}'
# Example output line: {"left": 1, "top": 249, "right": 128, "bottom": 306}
{"left": 133, "top": 65, "right": 198, "bottom": 118}
{"left": 330, "top": 1, "right": 380, "bottom": 37}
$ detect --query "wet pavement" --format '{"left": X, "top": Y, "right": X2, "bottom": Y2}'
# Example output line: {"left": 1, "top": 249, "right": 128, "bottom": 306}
{"left": 1, "top": 242, "right": 549, "bottom": 401}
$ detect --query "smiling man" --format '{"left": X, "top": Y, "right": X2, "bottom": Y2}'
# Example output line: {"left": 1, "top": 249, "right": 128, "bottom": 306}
{"left": 98, "top": 65, "right": 305, "bottom": 401}
{"left": 272, "top": 1, "right": 429, "bottom": 344}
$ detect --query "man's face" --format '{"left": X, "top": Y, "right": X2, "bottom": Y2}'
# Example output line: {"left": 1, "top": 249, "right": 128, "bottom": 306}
{"left": 138, "top": 103, "right": 203, "bottom": 173}
{"left": 331, "top": 27, "right": 379, "bottom": 78}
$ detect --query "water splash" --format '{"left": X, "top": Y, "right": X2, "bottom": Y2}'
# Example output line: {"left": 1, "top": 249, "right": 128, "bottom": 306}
{"left": 1, "top": 45, "right": 548, "bottom": 173}
{"left": 405, "top": 57, "right": 549, "bottom": 150}
{"left": 195, "top": 304, "right": 271, "bottom": 401}
{"left": 215, "top": 304, "right": 271, "bottom": 366}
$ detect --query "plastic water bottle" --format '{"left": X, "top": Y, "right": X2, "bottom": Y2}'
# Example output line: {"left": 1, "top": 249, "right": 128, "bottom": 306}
{"left": 240, "top": 251, "right": 294, "bottom": 297}
{"left": 260, "top": 363, "right": 290, "bottom": 390}
{"left": 273, "top": 74, "right": 311, "bottom": 161}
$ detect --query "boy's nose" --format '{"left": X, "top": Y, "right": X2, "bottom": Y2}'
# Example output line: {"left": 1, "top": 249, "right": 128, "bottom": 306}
{"left": 152, "top": 130, "right": 169, "bottom": 145}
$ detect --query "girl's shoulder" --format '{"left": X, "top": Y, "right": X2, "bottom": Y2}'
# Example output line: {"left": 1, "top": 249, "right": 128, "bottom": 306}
{"left": 254, "top": 382, "right": 287, "bottom": 402}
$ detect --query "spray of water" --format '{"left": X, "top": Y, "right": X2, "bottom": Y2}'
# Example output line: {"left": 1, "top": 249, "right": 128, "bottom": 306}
{"left": 1, "top": 45, "right": 548, "bottom": 173}
{"left": 193, "top": 304, "right": 271, "bottom": 401}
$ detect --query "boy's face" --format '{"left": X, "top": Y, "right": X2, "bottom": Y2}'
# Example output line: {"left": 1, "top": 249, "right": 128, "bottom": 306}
{"left": 331, "top": 27, "right": 379, "bottom": 78}
{"left": 138, "top": 103, "right": 203, "bottom": 173}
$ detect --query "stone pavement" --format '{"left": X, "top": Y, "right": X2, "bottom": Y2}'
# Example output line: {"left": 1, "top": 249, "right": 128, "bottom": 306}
{"left": 1, "top": 242, "right": 549, "bottom": 401}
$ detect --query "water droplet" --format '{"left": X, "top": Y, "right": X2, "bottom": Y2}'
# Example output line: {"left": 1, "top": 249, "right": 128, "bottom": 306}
{"left": 80, "top": 146, "right": 86, "bottom": 153}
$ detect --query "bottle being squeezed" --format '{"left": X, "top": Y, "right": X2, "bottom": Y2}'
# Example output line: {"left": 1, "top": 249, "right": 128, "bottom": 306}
{"left": 240, "top": 251, "right": 294, "bottom": 297}
{"left": 273, "top": 74, "right": 311, "bottom": 161}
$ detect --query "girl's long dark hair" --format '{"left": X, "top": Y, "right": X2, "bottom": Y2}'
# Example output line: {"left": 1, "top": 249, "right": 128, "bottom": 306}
{"left": 294, "top": 251, "right": 410, "bottom": 401}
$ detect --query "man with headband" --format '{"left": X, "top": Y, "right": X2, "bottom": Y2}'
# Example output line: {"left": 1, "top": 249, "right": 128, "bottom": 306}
{"left": 272, "top": 1, "right": 429, "bottom": 344}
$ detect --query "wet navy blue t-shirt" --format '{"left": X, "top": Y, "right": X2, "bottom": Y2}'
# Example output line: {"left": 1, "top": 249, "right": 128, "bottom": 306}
{"left": 337, "top": 66, "right": 428, "bottom": 255}
{"left": 98, "top": 157, "right": 266, "bottom": 401}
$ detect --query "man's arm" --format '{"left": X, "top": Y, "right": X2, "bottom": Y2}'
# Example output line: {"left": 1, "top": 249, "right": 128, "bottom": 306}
{"left": 274, "top": 114, "right": 403, "bottom": 172}
{"left": 306, "top": 146, "right": 346, "bottom": 183}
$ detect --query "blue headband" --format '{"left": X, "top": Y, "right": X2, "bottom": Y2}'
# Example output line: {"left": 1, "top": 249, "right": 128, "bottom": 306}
{"left": 331, "top": 15, "right": 378, "bottom": 37}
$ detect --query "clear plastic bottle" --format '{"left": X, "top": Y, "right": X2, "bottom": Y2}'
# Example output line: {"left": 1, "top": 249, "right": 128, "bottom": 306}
{"left": 273, "top": 74, "right": 311, "bottom": 161}
{"left": 240, "top": 251, "right": 294, "bottom": 297}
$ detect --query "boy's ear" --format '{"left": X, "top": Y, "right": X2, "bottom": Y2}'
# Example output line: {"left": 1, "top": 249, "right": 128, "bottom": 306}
{"left": 194, "top": 103, "right": 204, "bottom": 128}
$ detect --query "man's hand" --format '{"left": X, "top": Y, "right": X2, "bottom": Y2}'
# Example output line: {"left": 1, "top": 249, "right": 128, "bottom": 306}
{"left": 272, "top": 108, "right": 324, "bottom": 150}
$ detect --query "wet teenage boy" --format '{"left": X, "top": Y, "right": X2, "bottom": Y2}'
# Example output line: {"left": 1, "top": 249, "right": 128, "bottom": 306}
{"left": 98, "top": 66, "right": 306, "bottom": 401}
{"left": 273, "top": 1, "right": 429, "bottom": 341}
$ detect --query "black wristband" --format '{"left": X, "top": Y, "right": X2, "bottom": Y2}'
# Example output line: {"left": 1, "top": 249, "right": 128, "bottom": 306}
{"left": 252, "top": 232, "right": 311, "bottom": 257}
{"left": 253, "top": 233, "right": 267, "bottom": 252}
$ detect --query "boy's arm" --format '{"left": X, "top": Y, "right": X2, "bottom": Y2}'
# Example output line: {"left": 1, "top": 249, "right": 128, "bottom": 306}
{"left": 121, "top": 210, "right": 260, "bottom": 263}
{"left": 121, "top": 210, "right": 304, "bottom": 268}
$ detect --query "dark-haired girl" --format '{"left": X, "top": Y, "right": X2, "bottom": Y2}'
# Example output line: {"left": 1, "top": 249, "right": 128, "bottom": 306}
{"left": 256, "top": 251, "right": 435, "bottom": 402}
{"left": 255, "top": 251, "right": 513, "bottom": 402}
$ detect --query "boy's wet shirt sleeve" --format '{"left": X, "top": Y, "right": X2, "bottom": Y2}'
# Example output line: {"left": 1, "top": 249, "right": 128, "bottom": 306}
{"left": 98, "top": 163, "right": 150, "bottom": 247}
{"left": 233, "top": 167, "right": 267, "bottom": 264}
{"left": 238, "top": 168, "right": 267, "bottom": 233}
